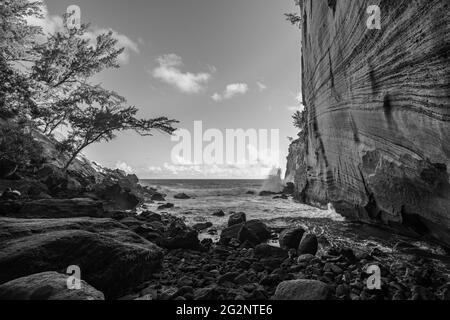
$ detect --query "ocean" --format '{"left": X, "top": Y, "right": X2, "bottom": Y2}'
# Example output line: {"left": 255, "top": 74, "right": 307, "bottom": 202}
{"left": 138, "top": 179, "right": 449, "bottom": 267}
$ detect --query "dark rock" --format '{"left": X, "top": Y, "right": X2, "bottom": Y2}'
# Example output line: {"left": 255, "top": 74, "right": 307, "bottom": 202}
{"left": 0, "top": 217, "right": 163, "bottom": 299}
{"left": 237, "top": 226, "right": 260, "bottom": 246}
{"left": 218, "top": 272, "right": 240, "bottom": 284}
{"left": 151, "top": 193, "right": 166, "bottom": 202}
{"left": 297, "top": 254, "right": 315, "bottom": 263}
{"left": 259, "top": 191, "right": 279, "bottom": 197}
{"left": 157, "top": 220, "right": 199, "bottom": 250}
{"left": 228, "top": 212, "right": 246, "bottom": 227}
{"left": 192, "top": 222, "right": 213, "bottom": 231}
{"left": 212, "top": 210, "right": 225, "bottom": 217}
{"left": 279, "top": 227, "right": 305, "bottom": 250}
{"left": 272, "top": 280, "right": 330, "bottom": 300}
{"left": 174, "top": 193, "right": 191, "bottom": 200}
{"left": 157, "top": 203, "right": 174, "bottom": 210}
{"left": 0, "top": 198, "right": 104, "bottom": 218}
{"left": 139, "top": 211, "right": 162, "bottom": 222}
{"left": 0, "top": 272, "right": 104, "bottom": 300}
{"left": 194, "top": 286, "right": 221, "bottom": 300}
{"left": 246, "top": 191, "right": 255, "bottom": 195}
{"left": 220, "top": 220, "right": 271, "bottom": 245}
{"left": 254, "top": 244, "right": 289, "bottom": 260}
{"left": 92, "top": 182, "right": 141, "bottom": 210}
{"left": 298, "top": 233, "right": 318, "bottom": 256}
{"left": 282, "top": 182, "right": 295, "bottom": 195}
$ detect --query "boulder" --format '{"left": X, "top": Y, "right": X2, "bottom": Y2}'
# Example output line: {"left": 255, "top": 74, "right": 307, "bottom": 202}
{"left": 237, "top": 226, "right": 260, "bottom": 246}
{"left": 157, "top": 220, "right": 199, "bottom": 250}
{"left": 157, "top": 203, "right": 174, "bottom": 210}
{"left": 279, "top": 227, "right": 305, "bottom": 250}
{"left": 282, "top": 182, "right": 295, "bottom": 195}
{"left": 259, "top": 191, "right": 279, "bottom": 197}
{"left": 192, "top": 222, "right": 213, "bottom": 231}
{"left": 228, "top": 212, "right": 246, "bottom": 227}
{"left": 174, "top": 193, "right": 191, "bottom": 200}
{"left": 150, "top": 193, "right": 166, "bottom": 202}
{"left": 0, "top": 217, "right": 164, "bottom": 299}
{"left": 212, "top": 210, "right": 225, "bottom": 217}
{"left": 272, "top": 280, "right": 330, "bottom": 300}
{"left": 254, "top": 244, "right": 288, "bottom": 260}
{"left": 298, "top": 233, "right": 318, "bottom": 256}
{"left": 219, "top": 220, "right": 271, "bottom": 245}
{"left": 0, "top": 272, "right": 104, "bottom": 300}
{"left": 0, "top": 198, "right": 104, "bottom": 218}
{"left": 92, "top": 182, "right": 141, "bottom": 211}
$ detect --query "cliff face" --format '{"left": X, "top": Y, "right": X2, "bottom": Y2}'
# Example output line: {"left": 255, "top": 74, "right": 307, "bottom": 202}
{"left": 287, "top": 0, "right": 450, "bottom": 245}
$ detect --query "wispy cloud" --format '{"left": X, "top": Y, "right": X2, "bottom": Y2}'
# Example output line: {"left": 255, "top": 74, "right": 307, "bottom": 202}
{"left": 115, "top": 161, "right": 135, "bottom": 174}
{"left": 212, "top": 83, "right": 249, "bottom": 102}
{"left": 257, "top": 81, "right": 267, "bottom": 92}
{"left": 152, "top": 54, "right": 212, "bottom": 94}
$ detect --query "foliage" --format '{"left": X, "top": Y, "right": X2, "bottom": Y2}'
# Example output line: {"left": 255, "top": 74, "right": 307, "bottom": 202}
{"left": 284, "top": 0, "right": 302, "bottom": 28}
{"left": 0, "top": 122, "right": 44, "bottom": 167}
{"left": 292, "top": 109, "right": 306, "bottom": 130}
{"left": 0, "top": 1, "right": 179, "bottom": 171}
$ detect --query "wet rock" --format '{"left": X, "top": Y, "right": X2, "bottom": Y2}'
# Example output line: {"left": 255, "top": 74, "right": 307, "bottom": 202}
{"left": 272, "top": 279, "right": 330, "bottom": 300}
{"left": 151, "top": 193, "right": 166, "bottom": 202}
{"left": 174, "top": 193, "right": 191, "bottom": 200}
{"left": 246, "top": 191, "right": 255, "bottom": 195}
{"left": 212, "top": 210, "right": 225, "bottom": 217}
{"left": 157, "top": 203, "right": 174, "bottom": 210}
{"left": 92, "top": 182, "right": 141, "bottom": 211}
{"left": 298, "top": 233, "right": 318, "bottom": 256}
{"left": 220, "top": 220, "right": 271, "bottom": 245}
{"left": 0, "top": 272, "right": 104, "bottom": 300}
{"left": 279, "top": 227, "right": 305, "bottom": 250}
{"left": 192, "top": 222, "right": 213, "bottom": 231}
{"left": 259, "top": 191, "right": 278, "bottom": 197}
{"left": 0, "top": 217, "right": 163, "bottom": 299}
{"left": 228, "top": 212, "right": 246, "bottom": 227}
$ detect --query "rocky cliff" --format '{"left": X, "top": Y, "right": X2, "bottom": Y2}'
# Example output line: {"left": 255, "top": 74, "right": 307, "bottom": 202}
{"left": 286, "top": 0, "right": 450, "bottom": 246}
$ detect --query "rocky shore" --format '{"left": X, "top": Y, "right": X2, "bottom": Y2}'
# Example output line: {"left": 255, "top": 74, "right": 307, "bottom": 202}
{"left": 0, "top": 129, "right": 448, "bottom": 300}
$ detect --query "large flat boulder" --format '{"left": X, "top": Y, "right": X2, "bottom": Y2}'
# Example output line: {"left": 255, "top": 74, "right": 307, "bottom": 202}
{"left": 272, "top": 280, "right": 330, "bottom": 300}
{"left": 0, "top": 217, "right": 164, "bottom": 299}
{"left": 0, "top": 272, "right": 104, "bottom": 300}
{"left": 0, "top": 198, "right": 104, "bottom": 218}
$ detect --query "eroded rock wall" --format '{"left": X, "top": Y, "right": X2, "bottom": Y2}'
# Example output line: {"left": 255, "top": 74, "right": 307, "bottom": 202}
{"left": 290, "top": 0, "right": 450, "bottom": 245}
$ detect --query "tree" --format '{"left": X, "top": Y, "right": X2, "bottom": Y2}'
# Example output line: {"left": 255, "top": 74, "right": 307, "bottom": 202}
{"left": 0, "top": 0, "right": 43, "bottom": 118}
{"left": 1, "top": 1, "right": 179, "bottom": 172}
{"left": 58, "top": 93, "right": 178, "bottom": 170}
{"left": 31, "top": 23, "right": 125, "bottom": 134}
{"left": 284, "top": 0, "right": 302, "bottom": 28}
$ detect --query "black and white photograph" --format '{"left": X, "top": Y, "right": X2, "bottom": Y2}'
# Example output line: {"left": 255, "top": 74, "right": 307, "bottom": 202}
{"left": 0, "top": 0, "right": 449, "bottom": 308}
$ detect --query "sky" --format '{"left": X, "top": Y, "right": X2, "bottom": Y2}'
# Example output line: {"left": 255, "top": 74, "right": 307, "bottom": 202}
{"left": 41, "top": 0, "right": 303, "bottom": 179}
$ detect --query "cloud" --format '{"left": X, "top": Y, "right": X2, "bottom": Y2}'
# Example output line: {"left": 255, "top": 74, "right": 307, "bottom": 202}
{"left": 152, "top": 54, "right": 212, "bottom": 94}
{"left": 27, "top": 1, "right": 139, "bottom": 64}
{"left": 212, "top": 83, "right": 249, "bottom": 102}
{"left": 257, "top": 82, "right": 267, "bottom": 92}
{"left": 115, "top": 161, "right": 135, "bottom": 174}
{"left": 286, "top": 105, "right": 305, "bottom": 112}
